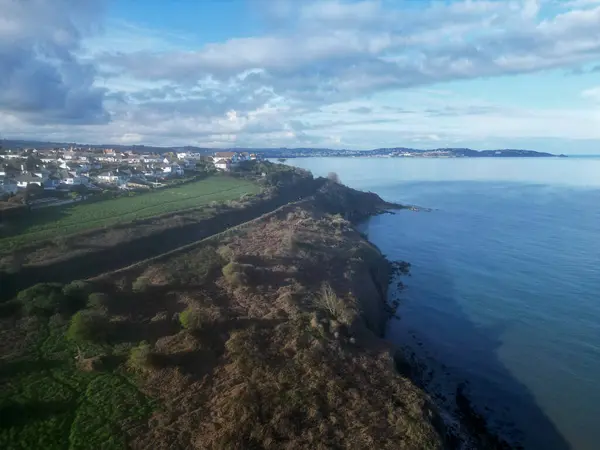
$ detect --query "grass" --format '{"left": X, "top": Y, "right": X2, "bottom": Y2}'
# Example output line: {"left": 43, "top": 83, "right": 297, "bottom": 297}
{"left": 0, "top": 312, "right": 153, "bottom": 450}
{"left": 0, "top": 175, "right": 260, "bottom": 252}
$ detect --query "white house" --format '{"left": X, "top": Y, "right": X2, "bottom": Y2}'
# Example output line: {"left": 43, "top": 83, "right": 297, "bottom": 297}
{"left": 214, "top": 159, "right": 231, "bottom": 171}
{"left": 161, "top": 164, "right": 184, "bottom": 176}
{"left": 96, "top": 171, "right": 129, "bottom": 185}
{"left": 62, "top": 174, "right": 89, "bottom": 185}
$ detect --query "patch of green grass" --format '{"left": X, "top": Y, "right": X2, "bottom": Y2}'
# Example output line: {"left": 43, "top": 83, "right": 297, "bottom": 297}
{"left": 0, "top": 175, "right": 260, "bottom": 252}
{"left": 0, "top": 307, "right": 153, "bottom": 450}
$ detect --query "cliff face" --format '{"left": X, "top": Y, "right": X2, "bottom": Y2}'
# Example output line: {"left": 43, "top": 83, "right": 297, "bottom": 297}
{"left": 90, "top": 182, "right": 449, "bottom": 449}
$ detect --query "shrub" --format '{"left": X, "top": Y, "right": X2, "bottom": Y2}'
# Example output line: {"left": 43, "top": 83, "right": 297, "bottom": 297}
{"left": 132, "top": 276, "right": 150, "bottom": 293}
{"left": 327, "top": 172, "right": 341, "bottom": 184}
{"left": 127, "top": 342, "right": 158, "bottom": 371}
{"left": 178, "top": 307, "right": 219, "bottom": 331}
{"left": 18, "top": 283, "right": 68, "bottom": 316}
{"left": 87, "top": 292, "right": 111, "bottom": 310}
{"left": 216, "top": 245, "right": 235, "bottom": 261}
{"left": 313, "top": 284, "right": 354, "bottom": 324}
{"left": 222, "top": 261, "right": 253, "bottom": 287}
{"left": 66, "top": 310, "right": 110, "bottom": 343}
{"left": 62, "top": 280, "right": 92, "bottom": 312}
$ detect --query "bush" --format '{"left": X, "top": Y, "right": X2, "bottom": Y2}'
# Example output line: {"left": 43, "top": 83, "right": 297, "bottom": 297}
{"left": 222, "top": 261, "right": 253, "bottom": 287}
{"left": 132, "top": 276, "right": 150, "bottom": 293}
{"left": 127, "top": 342, "right": 158, "bottom": 371}
{"left": 327, "top": 172, "right": 341, "bottom": 184}
{"left": 18, "top": 283, "right": 69, "bottom": 316}
{"left": 178, "top": 307, "right": 217, "bottom": 331}
{"left": 87, "top": 292, "right": 111, "bottom": 310}
{"left": 62, "top": 280, "right": 93, "bottom": 312}
{"left": 313, "top": 284, "right": 354, "bottom": 324}
{"left": 66, "top": 310, "right": 110, "bottom": 343}
{"left": 216, "top": 245, "right": 235, "bottom": 261}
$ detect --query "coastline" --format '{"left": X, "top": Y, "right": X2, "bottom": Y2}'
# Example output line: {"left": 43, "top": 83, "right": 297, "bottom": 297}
{"left": 1, "top": 176, "right": 514, "bottom": 448}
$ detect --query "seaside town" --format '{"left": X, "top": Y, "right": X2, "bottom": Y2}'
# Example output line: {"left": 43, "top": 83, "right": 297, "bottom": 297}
{"left": 0, "top": 145, "right": 261, "bottom": 202}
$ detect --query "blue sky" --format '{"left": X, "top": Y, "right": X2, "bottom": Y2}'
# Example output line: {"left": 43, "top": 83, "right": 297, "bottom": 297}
{"left": 1, "top": 0, "right": 600, "bottom": 153}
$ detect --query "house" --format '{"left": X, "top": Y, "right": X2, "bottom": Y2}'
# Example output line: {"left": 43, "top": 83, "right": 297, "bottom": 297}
{"left": 14, "top": 173, "right": 43, "bottom": 188}
{"left": 43, "top": 176, "right": 61, "bottom": 189}
{"left": 64, "top": 174, "right": 89, "bottom": 186}
{"left": 160, "top": 164, "right": 184, "bottom": 176}
{"left": 63, "top": 150, "right": 76, "bottom": 160}
{"left": 212, "top": 151, "right": 245, "bottom": 171}
{"left": 142, "top": 168, "right": 158, "bottom": 178}
{"left": 0, "top": 178, "right": 18, "bottom": 195}
{"left": 170, "top": 164, "right": 184, "bottom": 176}
{"left": 214, "top": 159, "right": 231, "bottom": 171}
{"left": 32, "top": 169, "right": 50, "bottom": 180}
{"left": 96, "top": 171, "right": 129, "bottom": 185}
{"left": 213, "top": 151, "right": 238, "bottom": 162}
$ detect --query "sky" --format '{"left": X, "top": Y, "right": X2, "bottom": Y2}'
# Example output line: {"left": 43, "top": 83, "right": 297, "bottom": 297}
{"left": 1, "top": 0, "right": 600, "bottom": 153}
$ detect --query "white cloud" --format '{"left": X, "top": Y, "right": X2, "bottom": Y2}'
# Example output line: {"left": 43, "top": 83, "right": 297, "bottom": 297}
{"left": 2, "top": 0, "right": 600, "bottom": 150}
{"left": 0, "top": 0, "right": 108, "bottom": 124}
{"left": 581, "top": 86, "right": 600, "bottom": 100}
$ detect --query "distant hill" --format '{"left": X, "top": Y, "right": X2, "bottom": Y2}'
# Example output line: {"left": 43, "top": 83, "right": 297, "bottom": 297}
{"left": 0, "top": 139, "right": 561, "bottom": 157}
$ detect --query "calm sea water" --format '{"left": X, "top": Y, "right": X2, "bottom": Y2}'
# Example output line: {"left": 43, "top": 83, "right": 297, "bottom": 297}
{"left": 285, "top": 157, "right": 600, "bottom": 450}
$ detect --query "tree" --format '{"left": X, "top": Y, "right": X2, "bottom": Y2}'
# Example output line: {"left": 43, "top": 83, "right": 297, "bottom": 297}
{"left": 23, "top": 183, "right": 42, "bottom": 205}
{"left": 18, "top": 283, "right": 67, "bottom": 316}
{"left": 25, "top": 155, "right": 41, "bottom": 170}
{"left": 277, "top": 158, "right": 287, "bottom": 163}
{"left": 327, "top": 172, "right": 341, "bottom": 184}
{"left": 67, "top": 311, "right": 110, "bottom": 342}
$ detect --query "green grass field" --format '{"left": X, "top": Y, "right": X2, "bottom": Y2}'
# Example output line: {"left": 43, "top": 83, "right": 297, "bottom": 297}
{"left": 0, "top": 175, "right": 260, "bottom": 252}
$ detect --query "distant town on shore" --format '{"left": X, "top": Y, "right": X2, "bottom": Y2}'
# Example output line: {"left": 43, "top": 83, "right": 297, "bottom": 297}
{"left": 1, "top": 139, "right": 565, "bottom": 161}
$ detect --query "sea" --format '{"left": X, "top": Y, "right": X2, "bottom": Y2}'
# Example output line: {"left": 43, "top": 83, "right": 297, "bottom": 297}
{"left": 283, "top": 157, "right": 600, "bottom": 450}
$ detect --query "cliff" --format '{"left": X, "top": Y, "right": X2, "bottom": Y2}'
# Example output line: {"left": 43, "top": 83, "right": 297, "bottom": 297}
{"left": 1, "top": 181, "right": 457, "bottom": 449}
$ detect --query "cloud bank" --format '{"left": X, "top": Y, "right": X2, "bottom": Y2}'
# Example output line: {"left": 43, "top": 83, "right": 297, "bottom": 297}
{"left": 2, "top": 0, "right": 600, "bottom": 150}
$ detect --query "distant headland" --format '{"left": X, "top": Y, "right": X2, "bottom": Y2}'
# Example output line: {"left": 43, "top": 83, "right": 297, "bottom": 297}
{"left": 1, "top": 139, "right": 565, "bottom": 158}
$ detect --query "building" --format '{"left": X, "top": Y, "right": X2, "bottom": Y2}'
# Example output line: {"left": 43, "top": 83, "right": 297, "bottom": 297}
{"left": 0, "top": 178, "right": 18, "bottom": 195}
{"left": 96, "top": 171, "right": 129, "bottom": 185}
{"left": 14, "top": 173, "right": 43, "bottom": 188}
{"left": 212, "top": 151, "right": 251, "bottom": 170}
{"left": 214, "top": 151, "right": 238, "bottom": 160}
{"left": 213, "top": 159, "right": 231, "bottom": 171}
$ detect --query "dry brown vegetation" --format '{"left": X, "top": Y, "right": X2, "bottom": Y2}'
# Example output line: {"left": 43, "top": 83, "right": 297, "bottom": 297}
{"left": 83, "top": 196, "right": 447, "bottom": 449}
{"left": 1, "top": 181, "right": 446, "bottom": 449}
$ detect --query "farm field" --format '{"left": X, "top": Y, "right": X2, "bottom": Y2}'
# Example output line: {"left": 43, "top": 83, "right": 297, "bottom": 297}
{"left": 0, "top": 176, "right": 260, "bottom": 252}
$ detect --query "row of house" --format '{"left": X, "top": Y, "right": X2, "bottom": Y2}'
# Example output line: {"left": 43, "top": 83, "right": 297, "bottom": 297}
{"left": 0, "top": 146, "right": 262, "bottom": 195}
{"left": 211, "top": 151, "right": 258, "bottom": 171}
{"left": 0, "top": 147, "right": 188, "bottom": 195}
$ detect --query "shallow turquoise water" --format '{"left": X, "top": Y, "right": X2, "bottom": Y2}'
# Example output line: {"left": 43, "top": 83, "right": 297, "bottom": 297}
{"left": 285, "top": 157, "right": 600, "bottom": 450}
